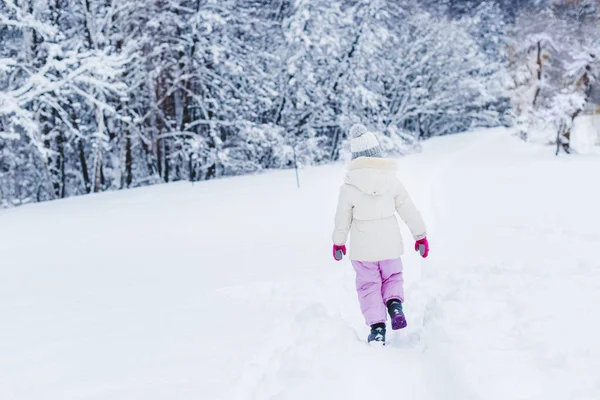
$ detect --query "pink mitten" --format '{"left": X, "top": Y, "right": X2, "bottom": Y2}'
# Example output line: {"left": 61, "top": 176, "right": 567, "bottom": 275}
{"left": 415, "top": 238, "right": 429, "bottom": 258}
{"left": 333, "top": 244, "right": 347, "bottom": 261}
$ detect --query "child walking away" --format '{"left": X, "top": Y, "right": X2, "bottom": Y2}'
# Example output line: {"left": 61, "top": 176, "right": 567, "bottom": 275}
{"left": 332, "top": 124, "right": 429, "bottom": 345}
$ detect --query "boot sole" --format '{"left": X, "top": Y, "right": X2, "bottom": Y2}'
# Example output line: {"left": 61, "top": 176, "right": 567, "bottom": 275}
{"left": 391, "top": 313, "right": 407, "bottom": 330}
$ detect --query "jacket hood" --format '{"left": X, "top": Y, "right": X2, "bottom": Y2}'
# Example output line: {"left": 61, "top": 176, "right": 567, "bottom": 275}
{"left": 345, "top": 157, "right": 397, "bottom": 196}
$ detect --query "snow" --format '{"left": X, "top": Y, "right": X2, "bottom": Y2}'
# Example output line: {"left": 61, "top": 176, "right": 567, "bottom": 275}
{"left": 572, "top": 114, "right": 600, "bottom": 153}
{"left": 1, "top": 128, "right": 600, "bottom": 399}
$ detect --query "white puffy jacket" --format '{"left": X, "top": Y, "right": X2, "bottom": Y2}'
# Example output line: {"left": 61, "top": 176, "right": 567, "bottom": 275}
{"left": 332, "top": 157, "right": 427, "bottom": 262}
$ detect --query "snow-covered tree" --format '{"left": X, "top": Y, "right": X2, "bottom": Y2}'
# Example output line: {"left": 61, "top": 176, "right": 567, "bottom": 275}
{"left": 0, "top": 0, "right": 127, "bottom": 203}
{"left": 1, "top": 0, "right": 513, "bottom": 207}
{"left": 507, "top": 2, "right": 600, "bottom": 152}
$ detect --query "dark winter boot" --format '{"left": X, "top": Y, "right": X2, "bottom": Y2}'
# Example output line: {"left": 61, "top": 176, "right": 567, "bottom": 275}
{"left": 367, "top": 323, "right": 386, "bottom": 345}
{"left": 387, "top": 299, "right": 407, "bottom": 330}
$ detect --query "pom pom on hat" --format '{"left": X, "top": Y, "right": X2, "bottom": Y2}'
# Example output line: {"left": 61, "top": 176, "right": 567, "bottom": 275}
{"left": 349, "top": 124, "right": 383, "bottom": 159}
{"left": 349, "top": 124, "right": 368, "bottom": 139}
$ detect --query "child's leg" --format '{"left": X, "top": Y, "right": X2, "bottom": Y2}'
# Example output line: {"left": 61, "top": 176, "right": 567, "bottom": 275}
{"left": 351, "top": 260, "right": 387, "bottom": 326}
{"left": 379, "top": 258, "right": 405, "bottom": 304}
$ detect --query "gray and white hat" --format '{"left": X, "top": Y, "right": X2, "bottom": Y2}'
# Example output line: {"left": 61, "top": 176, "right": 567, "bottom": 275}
{"left": 349, "top": 124, "right": 383, "bottom": 159}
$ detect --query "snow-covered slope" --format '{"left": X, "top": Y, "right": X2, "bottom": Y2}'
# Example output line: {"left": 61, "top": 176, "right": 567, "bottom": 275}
{"left": 1, "top": 129, "right": 599, "bottom": 400}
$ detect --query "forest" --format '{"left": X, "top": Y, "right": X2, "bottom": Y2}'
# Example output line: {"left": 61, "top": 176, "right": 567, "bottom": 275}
{"left": 1, "top": 0, "right": 599, "bottom": 207}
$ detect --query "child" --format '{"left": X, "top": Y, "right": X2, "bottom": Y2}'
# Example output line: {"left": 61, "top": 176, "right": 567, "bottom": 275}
{"left": 332, "top": 124, "right": 429, "bottom": 345}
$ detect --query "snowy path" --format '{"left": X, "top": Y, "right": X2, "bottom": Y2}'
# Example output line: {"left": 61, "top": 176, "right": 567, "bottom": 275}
{"left": 422, "top": 132, "right": 600, "bottom": 400}
{"left": 1, "top": 129, "right": 599, "bottom": 400}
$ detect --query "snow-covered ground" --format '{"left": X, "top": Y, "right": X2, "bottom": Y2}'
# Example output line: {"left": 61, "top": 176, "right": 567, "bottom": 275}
{"left": 572, "top": 114, "right": 600, "bottom": 153}
{"left": 1, "top": 129, "right": 599, "bottom": 400}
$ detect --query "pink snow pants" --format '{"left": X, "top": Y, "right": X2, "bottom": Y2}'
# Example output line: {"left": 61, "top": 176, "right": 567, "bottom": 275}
{"left": 351, "top": 258, "right": 404, "bottom": 326}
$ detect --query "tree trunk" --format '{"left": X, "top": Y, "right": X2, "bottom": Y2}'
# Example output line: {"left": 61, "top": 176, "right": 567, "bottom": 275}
{"left": 560, "top": 109, "right": 582, "bottom": 155}
{"left": 41, "top": 107, "right": 58, "bottom": 199}
{"left": 93, "top": 149, "right": 103, "bottom": 193}
{"left": 124, "top": 133, "right": 132, "bottom": 187}
{"left": 164, "top": 140, "right": 170, "bottom": 183}
{"left": 83, "top": 0, "right": 96, "bottom": 48}
{"left": 56, "top": 129, "right": 66, "bottom": 198}
{"left": 330, "top": 126, "right": 342, "bottom": 161}
{"left": 70, "top": 109, "right": 92, "bottom": 194}
{"left": 532, "top": 41, "right": 543, "bottom": 107}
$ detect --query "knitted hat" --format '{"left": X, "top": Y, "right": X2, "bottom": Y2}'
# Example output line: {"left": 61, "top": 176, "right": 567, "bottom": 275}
{"left": 349, "top": 124, "right": 383, "bottom": 159}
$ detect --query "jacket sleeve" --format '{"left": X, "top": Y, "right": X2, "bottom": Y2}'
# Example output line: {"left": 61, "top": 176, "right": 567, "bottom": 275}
{"left": 332, "top": 185, "right": 353, "bottom": 245}
{"left": 394, "top": 180, "right": 427, "bottom": 240}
